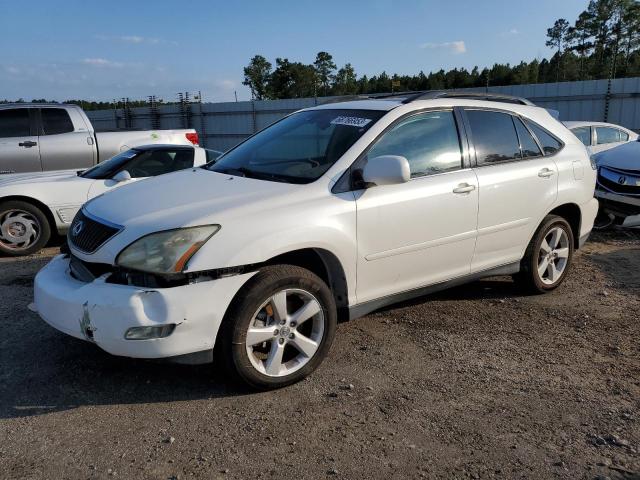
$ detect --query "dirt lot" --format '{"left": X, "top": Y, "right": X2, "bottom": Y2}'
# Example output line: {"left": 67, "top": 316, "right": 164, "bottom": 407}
{"left": 0, "top": 231, "right": 638, "bottom": 480}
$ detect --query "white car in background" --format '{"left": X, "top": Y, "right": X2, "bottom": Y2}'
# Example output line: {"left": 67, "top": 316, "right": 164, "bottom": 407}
{"left": 34, "top": 92, "right": 598, "bottom": 390}
{"left": 564, "top": 121, "right": 638, "bottom": 154}
{"left": 0, "top": 145, "right": 219, "bottom": 256}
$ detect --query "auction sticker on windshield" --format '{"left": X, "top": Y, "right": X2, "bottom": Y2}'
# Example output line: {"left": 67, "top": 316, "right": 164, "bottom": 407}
{"left": 330, "top": 116, "right": 372, "bottom": 128}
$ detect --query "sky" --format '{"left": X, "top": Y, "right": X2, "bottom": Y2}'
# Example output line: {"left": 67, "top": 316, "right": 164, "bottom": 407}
{"left": 0, "top": 0, "right": 589, "bottom": 103}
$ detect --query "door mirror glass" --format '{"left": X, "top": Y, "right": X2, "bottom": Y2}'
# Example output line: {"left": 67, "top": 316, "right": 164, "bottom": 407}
{"left": 112, "top": 170, "right": 132, "bottom": 183}
{"left": 361, "top": 155, "right": 410, "bottom": 187}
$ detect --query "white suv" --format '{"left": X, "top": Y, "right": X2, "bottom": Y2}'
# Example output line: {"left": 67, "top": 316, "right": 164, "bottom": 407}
{"left": 34, "top": 92, "right": 599, "bottom": 389}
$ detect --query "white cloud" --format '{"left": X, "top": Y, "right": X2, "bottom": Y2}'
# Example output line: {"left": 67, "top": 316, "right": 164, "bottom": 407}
{"left": 5, "top": 66, "right": 20, "bottom": 74}
{"left": 217, "top": 79, "right": 235, "bottom": 90}
{"left": 95, "top": 34, "right": 175, "bottom": 45}
{"left": 500, "top": 28, "right": 520, "bottom": 37}
{"left": 420, "top": 40, "right": 466, "bottom": 54}
{"left": 82, "top": 58, "right": 124, "bottom": 68}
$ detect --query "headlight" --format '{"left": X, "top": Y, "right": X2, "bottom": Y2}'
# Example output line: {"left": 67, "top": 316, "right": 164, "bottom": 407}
{"left": 116, "top": 225, "right": 220, "bottom": 274}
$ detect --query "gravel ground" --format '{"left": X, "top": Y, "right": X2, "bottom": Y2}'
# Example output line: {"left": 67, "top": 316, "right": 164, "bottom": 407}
{"left": 0, "top": 230, "right": 639, "bottom": 480}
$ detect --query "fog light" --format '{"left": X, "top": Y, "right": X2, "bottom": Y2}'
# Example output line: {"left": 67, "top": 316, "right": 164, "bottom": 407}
{"left": 124, "top": 324, "right": 176, "bottom": 340}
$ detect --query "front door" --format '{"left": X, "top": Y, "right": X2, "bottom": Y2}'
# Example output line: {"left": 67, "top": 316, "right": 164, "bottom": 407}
{"left": 0, "top": 108, "right": 41, "bottom": 173}
{"left": 355, "top": 109, "right": 479, "bottom": 303}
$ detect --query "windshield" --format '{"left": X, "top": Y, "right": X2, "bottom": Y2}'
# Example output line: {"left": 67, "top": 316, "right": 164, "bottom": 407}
{"left": 207, "top": 109, "right": 385, "bottom": 183}
{"left": 81, "top": 149, "right": 140, "bottom": 179}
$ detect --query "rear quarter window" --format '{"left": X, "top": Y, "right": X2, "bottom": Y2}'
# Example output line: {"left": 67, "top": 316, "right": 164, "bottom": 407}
{"left": 524, "top": 120, "right": 563, "bottom": 155}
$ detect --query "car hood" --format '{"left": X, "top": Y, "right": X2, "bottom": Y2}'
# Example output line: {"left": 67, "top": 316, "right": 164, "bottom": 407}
{"left": 0, "top": 169, "right": 79, "bottom": 186}
{"left": 594, "top": 141, "right": 640, "bottom": 171}
{"left": 84, "top": 168, "right": 304, "bottom": 231}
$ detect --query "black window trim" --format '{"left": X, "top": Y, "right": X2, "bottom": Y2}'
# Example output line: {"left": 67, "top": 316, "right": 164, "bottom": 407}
{"left": 461, "top": 106, "right": 565, "bottom": 168}
{"left": 332, "top": 106, "right": 470, "bottom": 194}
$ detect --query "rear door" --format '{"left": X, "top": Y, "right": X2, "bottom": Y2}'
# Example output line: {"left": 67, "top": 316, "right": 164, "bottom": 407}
{"left": 37, "top": 107, "right": 94, "bottom": 171}
{"left": 465, "top": 109, "right": 559, "bottom": 272}
{"left": 0, "top": 108, "right": 41, "bottom": 173}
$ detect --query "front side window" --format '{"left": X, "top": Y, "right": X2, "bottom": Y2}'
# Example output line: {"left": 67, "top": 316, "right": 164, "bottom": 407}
{"left": 525, "top": 120, "right": 563, "bottom": 155}
{"left": 619, "top": 130, "right": 630, "bottom": 141}
{"left": 571, "top": 127, "right": 591, "bottom": 146}
{"left": 595, "top": 127, "right": 621, "bottom": 144}
{"left": 208, "top": 109, "right": 384, "bottom": 184}
{"left": 0, "top": 109, "right": 30, "bottom": 137}
{"left": 81, "top": 148, "right": 194, "bottom": 179}
{"left": 41, "top": 108, "right": 74, "bottom": 135}
{"left": 365, "top": 110, "right": 462, "bottom": 177}
{"left": 466, "top": 110, "right": 521, "bottom": 165}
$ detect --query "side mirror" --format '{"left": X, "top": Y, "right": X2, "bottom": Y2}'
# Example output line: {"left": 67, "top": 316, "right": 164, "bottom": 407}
{"left": 361, "top": 155, "right": 410, "bottom": 187}
{"left": 112, "top": 170, "right": 132, "bottom": 183}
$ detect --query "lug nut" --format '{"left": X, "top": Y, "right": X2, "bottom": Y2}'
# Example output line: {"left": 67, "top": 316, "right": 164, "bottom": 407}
{"left": 289, "top": 333, "right": 295, "bottom": 339}
{"left": 280, "top": 320, "right": 286, "bottom": 325}
{"left": 290, "top": 321, "right": 296, "bottom": 327}
{"left": 274, "top": 329, "right": 279, "bottom": 336}
{"left": 278, "top": 338, "right": 285, "bottom": 345}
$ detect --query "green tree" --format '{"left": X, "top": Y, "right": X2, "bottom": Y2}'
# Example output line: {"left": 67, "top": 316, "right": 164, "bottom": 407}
{"left": 313, "top": 51, "right": 336, "bottom": 96}
{"left": 546, "top": 18, "right": 570, "bottom": 80}
{"left": 333, "top": 63, "right": 358, "bottom": 95}
{"left": 242, "top": 55, "right": 273, "bottom": 100}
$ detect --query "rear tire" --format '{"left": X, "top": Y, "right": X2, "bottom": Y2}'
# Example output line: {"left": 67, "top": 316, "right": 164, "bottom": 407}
{"left": 514, "top": 215, "right": 574, "bottom": 294}
{"left": 0, "top": 200, "right": 51, "bottom": 256}
{"left": 217, "top": 265, "right": 337, "bottom": 390}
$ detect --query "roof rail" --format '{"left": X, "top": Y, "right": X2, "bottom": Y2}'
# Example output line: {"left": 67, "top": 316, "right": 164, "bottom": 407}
{"left": 401, "top": 90, "right": 535, "bottom": 106}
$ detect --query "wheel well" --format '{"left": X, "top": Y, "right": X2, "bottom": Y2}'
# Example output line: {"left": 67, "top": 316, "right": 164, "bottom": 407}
{"left": 265, "top": 248, "right": 350, "bottom": 320}
{"left": 549, "top": 203, "right": 581, "bottom": 248}
{"left": 0, "top": 195, "right": 59, "bottom": 237}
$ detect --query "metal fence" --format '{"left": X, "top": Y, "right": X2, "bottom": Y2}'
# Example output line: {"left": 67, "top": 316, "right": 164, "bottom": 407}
{"left": 86, "top": 77, "right": 640, "bottom": 151}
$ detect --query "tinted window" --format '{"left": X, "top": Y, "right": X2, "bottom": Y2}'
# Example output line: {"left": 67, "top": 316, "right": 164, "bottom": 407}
{"left": 366, "top": 110, "right": 462, "bottom": 177}
{"left": 81, "top": 148, "right": 194, "bottom": 179}
{"left": 596, "top": 127, "right": 622, "bottom": 144}
{"left": 571, "top": 127, "right": 591, "bottom": 146}
{"left": 525, "top": 120, "right": 563, "bottom": 155}
{"left": 619, "top": 130, "right": 629, "bottom": 141}
{"left": 41, "top": 108, "right": 74, "bottom": 135}
{"left": 0, "top": 109, "right": 30, "bottom": 137}
{"left": 209, "top": 109, "right": 383, "bottom": 184}
{"left": 466, "top": 110, "right": 521, "bottom": 165}
{"left": 514, "top": 117, "right": 542, "bottom": 158}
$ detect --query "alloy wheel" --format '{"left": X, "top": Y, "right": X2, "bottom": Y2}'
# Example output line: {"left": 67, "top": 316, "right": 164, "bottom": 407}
{"left": 245, "top": 288, "right": 325, "bottom": 377}
{"left": 0, "top": 209, "right": 41, "bottom": 251}
{"left": 537, "top": 226, "right": 570, "bottom": 286}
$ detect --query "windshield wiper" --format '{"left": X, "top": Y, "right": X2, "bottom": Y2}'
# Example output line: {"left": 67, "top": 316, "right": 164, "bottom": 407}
{"left": 215, "top": 167, "right": 299, "bottom": 183}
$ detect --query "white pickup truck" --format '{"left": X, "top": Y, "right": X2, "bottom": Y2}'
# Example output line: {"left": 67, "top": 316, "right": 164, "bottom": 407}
{"left": 0, "top": 103, "right": 199, "bottom": 174}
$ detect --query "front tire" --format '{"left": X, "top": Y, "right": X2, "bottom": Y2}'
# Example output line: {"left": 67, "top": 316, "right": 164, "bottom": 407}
{"left": 515, "top": 215, "right": 574, "bottom": 294}
{"left": 218, "top": 265, "right": 337, "bottom": 390}
{"left": 0, "top": 200, "right": 51, "bottom": 256}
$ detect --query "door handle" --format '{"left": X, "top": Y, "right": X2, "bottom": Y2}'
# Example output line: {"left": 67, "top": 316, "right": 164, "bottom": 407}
{"left": 538, "top": 168, "right": 555, "bottom": 178}
{"left": 453, "top": 183, "right": 476, "bottom": 194}
{"left": 18, "top": 141, "right": 37, "bottom": 148}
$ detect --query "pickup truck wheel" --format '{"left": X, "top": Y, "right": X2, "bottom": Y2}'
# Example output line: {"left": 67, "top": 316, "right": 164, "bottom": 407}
{"left": 0, "top": 201, "right": 51, "bottom": 257}
{"left": 218, "top": 265, "right": 337, "bottom": 390}
{"left": 514, "top": 215, "right": 574, "bottom": 294}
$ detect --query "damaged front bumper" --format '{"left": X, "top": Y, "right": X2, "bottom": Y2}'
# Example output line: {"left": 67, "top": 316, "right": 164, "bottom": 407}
{"left": 33, "top": 255, "right": 254, "bottom": 360}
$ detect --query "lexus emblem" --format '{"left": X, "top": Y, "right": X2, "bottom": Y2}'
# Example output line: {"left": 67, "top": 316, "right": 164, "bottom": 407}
{"left": 72, "top": 220, "right": 84, "bottom": 236}
{"left": 618, "top": 176, "right": 627, "bottom": 185}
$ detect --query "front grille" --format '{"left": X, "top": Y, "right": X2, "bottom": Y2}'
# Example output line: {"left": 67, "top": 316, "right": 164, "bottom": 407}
{"left": 68, "top": 210, "right": 122, "bottom": 254}
{"left": 598, "top": 166, "right": 640, "bottom": 196}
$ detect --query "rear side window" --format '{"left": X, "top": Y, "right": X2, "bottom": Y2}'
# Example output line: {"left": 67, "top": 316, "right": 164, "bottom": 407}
{"left": 571, "top": 127, "right": 591, "bottom": 146}
{"left": 366, "top": 110, "right": 462, "bottom": 177}
{"left": 466, "top": 110, "right": 521, "bottom": 165}
{"left": 41, "top": 108, "right": 74, "bottom": 135}
{"left": 595, "top": 126, "right": 623, "bottom": 144}
{"left": 513, "top": 117, "right": 542, "bottom": 158}
{"left": 619, "top": 130, "right": 629, "bottom": 141}
{"left": 0, "top": 109, "right": 31, "bottom": 137}
{"left": 126, "top": 149, "right": 195, "bottom": 178}
{"left": 524, "top": 120, "right": 562, "bottom": 155}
